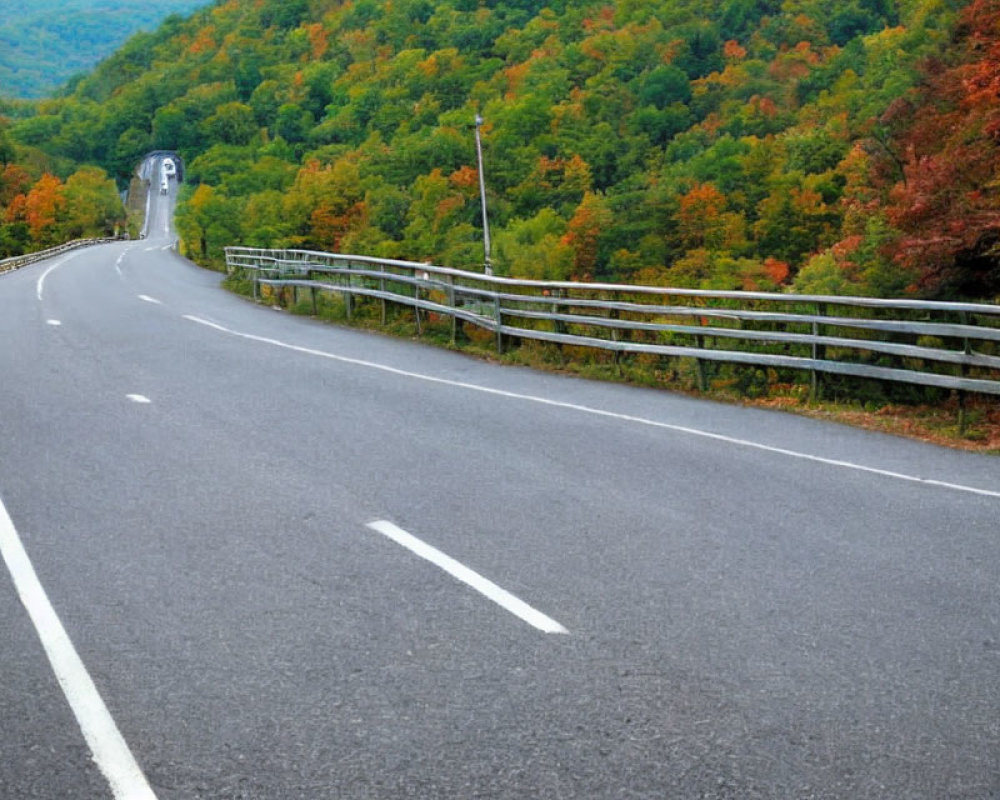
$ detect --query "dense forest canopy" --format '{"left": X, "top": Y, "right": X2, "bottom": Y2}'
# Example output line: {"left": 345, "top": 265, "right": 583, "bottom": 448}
{"left": 0, "top": 0, "right": 208, "bottom": 99}
{"left": 2, "top": 0, "right": 999, "bottom": 299}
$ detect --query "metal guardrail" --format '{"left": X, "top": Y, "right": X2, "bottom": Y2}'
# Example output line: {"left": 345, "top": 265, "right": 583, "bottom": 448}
{"left": 0, "top": 238, "right": 121, "bottom": 276}
{"left": 225, "top": 247, "right": 1000, "bottom": 399}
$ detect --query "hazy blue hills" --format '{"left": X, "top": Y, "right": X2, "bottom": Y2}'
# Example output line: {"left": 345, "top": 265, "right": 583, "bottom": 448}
{"left": 0, "top": 0, "right": 207, "bottom": 98}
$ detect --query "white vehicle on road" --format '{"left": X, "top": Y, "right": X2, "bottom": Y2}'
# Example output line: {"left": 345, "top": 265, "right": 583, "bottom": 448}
{"left": 162, "top": 158, "right": 176, "bottom": 178}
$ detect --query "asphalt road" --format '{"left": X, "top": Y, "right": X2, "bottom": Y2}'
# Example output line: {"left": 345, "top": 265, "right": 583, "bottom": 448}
{"left": 1, "top": 178, "right": 999, "bottom": 798}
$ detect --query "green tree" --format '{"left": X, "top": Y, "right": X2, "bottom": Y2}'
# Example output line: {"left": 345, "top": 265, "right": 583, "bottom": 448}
{"left": 0, "top": 129, "right": 15, "bottom": 166}
{"left": 240, "top": 190, "right": 292, "bottom": 248}
{"left": 200, "top": 102, "right": 258, "bottom": 147}
{"left": 175, "top": 183, "right": 241, "bottom": 262}
{"left": 402, "top": 167, "right": 478, "bottom": 263}
{"left": 639, "top": 65, "right": 692, "bottom": 109}
{"left": 495, "top": 208, "right": 573, "bottom": 280}
{"left": 61, "top": 166, "right": 123, "bottom": 238}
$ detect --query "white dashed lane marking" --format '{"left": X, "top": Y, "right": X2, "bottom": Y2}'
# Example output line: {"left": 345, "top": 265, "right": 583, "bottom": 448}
{"left": 367, "top": 520, "right": 569, "bottom": 635}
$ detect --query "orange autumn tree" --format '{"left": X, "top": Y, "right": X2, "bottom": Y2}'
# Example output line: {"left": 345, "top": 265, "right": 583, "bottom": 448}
{"left": 675, "top": 182, "right": 747, "bottom": 254}
{"left": 24, "top": 174, "right": 66, "bottom": 247}
{"left": 562, "top": 191, "right": 612, "bottom": 279}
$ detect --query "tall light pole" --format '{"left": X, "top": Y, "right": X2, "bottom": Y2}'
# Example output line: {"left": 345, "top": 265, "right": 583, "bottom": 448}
{"left": 474, "top": 114, "right": 493, "bottom": 276}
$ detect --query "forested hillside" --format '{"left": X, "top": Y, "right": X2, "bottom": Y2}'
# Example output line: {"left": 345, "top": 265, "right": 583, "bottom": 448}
{"left": 0, "top": 0, "right": 207, "bottom": 99}
{"left": 5, "top": 0, "right": 1000, "bottom": 298}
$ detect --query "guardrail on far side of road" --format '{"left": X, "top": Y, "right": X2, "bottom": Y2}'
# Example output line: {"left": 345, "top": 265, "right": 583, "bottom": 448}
{"left": 0, "top": 238, "right": 122, "bottom": 277}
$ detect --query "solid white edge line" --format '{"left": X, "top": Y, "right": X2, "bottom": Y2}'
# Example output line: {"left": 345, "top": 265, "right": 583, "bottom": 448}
{"left": 36, "top": 259, "right": 66, "bottom": 301}
{"left": 181, "top": 315, "right": 1000, "bottom": 500}
{"left": 36, "top": 247, "right": 102, "bottom": 302}
{"left": 0, "top": 495, "right": 157, "bottom": 800}
{"left": 367, "top": 520, "right": 568, "bottom": 635}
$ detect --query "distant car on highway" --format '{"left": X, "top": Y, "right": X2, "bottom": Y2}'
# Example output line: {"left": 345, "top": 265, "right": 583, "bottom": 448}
{"left": 163, "top": 158, "right": 176, "bottom": 178}
{"left": 160, "top": 177, "right": 169, "bottom": 195}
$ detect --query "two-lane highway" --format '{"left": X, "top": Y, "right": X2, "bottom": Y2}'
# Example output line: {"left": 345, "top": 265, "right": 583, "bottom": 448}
{"left": 2, "top": 184, "right": 999, "bottom": 798}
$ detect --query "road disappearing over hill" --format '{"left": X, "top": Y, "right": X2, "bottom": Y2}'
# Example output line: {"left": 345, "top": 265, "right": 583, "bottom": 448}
{"left": 1, "top": 182, "right": 999, "bottom": 798}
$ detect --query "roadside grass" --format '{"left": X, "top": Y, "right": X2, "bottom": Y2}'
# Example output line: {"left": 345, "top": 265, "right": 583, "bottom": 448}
{"left": 773, "top": 396, "right": 1000, "bottom": 453}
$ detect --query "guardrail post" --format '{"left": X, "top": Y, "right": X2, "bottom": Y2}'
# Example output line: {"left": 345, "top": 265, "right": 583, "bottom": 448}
{"left": 447, "top": 275, "right": 457, "bottom": 345}
{"left": 550, "top": 289, "right": 566, "bottom": 365}
{"left": 552, "top": 289, "right": 566, "bottom": 335}
{"left": 958, "top": 311, "right": 971, "bottom": 435}
{"left": 811, "top": 302, "right": 827, "bottom": 402}
{"left": 379, "top": 265, "right": 387, "bottom": 326}
{"left": 694, "top": 313, "right": 708, "bottom": 392}
{"left": 344, "top": 261, "right": 353, "bottom": 321}
{"left": 494, "top": 294, "right": 503, "bottom": 354}
{"left": 610, "top": 306, "right": 623, "bottom": 377}
{"left": 414, "top": 274, "right": 422, "bottom": 336}
{"left": 694, "top": 355, "right": 707, "bottom": 392}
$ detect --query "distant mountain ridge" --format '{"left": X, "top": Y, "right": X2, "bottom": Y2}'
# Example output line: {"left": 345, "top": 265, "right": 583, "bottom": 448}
{"left": 0, "top": 0, "right": 207, "bottom": 98}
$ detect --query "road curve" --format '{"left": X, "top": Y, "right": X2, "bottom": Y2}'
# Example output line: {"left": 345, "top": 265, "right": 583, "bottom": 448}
{"left": 1, "top": 184, "right": 999, "bottom": 799}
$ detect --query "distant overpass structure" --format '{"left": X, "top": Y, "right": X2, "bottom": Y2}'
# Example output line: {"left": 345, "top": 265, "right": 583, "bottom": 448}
{"left": 137, "top": 150, "right": 185, "bottom": 184}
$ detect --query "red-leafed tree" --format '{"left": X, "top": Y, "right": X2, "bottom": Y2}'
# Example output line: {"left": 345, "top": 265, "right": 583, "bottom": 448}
{"left": 882, "top": 0, "right": 1000, "bottom": 297}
